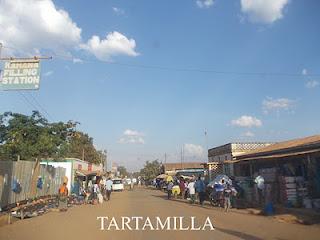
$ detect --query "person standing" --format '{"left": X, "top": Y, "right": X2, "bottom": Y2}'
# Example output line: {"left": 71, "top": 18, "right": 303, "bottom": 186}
{"left": 195, "top": 176, "right": 206, "bottom": 206}
{"left": 167, "top": 181, "right": 174, "bottom": 199}
{"left": 179, "top": 178, "right": 186, "bottom": 199}
{"left": 58, "top": 177, "right": 69, "bottom": 211}
{"left": 187, "top": 180, "right": 196, "bottom": 204}
{"left": 100, "top": 177, "right": 107, "bottom": 201}
{"left": 224, "top": 184, "right": 232, "bottom": 212}
{"left": 130, "top": 178, "right": 134, "bottom": 191}
{"left": 105, "top": 177, "right": 113, "bottom": 201}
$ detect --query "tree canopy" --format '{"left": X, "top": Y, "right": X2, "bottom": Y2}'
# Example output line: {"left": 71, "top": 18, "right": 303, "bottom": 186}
{"left": 117, "top": 165, "right": 128, "bottom": 178}
{"left": 139, "top": 160, "right": 162, "bottom": 181}
{"left": 0, "top": 111, "right": 105, "bottom": 164}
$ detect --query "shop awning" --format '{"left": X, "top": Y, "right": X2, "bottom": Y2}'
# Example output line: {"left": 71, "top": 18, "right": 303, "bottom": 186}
{"left": 75, "top": 170, "right": 102, "bottom": 177}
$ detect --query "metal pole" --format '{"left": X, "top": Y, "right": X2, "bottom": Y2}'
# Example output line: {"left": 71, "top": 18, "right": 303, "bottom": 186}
{"left": 82, "top": 148, "right": 85, "bottom": 161}
{"left": 0, "top": 56, "right": 52, "bottom": 61}
{"left": 0, "top": 43, "right": 2, "bottom": 59}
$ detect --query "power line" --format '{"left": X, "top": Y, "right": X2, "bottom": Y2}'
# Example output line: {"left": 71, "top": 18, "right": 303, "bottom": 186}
{"left": 17, "top": 92, "right": 54, "bottom": 122}
{"left": 51, "top": 53, "right": 320, "bottom": 77}
{"left": 3, "top": 43, "right": 320, "bottom": 77}
{"left": 18, "top": 92, "right": 39, "bottom": 112}
{"left": 27, "top": 92, "right": 54, "bottom": 121}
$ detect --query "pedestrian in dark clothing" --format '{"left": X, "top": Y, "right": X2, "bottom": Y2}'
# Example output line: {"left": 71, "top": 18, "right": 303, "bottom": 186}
{"left": 167, "top": 181, "right": 174, "bottom": 199}
{"left": 179, "top": 178, "right": 186, "bottom": 199}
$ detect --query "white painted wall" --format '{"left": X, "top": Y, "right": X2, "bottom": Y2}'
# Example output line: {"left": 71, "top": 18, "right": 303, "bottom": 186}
{"left": 40, "top": 161, "right": 72, "bottom": 192}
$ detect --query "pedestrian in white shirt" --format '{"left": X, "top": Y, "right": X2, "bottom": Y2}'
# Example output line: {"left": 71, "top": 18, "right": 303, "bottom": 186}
{"left": 187, "top": 180, "right": 196, "bottom": 204}
{"left": 105, "top": 178, "right": 113, "bottom": 201}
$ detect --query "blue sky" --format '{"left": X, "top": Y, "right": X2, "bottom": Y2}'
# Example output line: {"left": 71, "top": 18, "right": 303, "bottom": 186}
{"left": 0, "top": 0, "right": 320, "bottom": 171}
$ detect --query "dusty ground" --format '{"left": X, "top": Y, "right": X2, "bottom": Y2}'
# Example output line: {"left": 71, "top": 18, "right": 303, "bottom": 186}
{"left": 0, "top": 188, "right": 320, "bottom": 240}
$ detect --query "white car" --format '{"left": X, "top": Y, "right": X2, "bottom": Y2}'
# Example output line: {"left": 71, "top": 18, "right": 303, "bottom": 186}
{"left": 112, "top": 179, "right": 124, "bottom": 191}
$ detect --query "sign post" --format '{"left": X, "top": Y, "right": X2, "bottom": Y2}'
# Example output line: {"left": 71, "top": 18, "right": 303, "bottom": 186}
{"left": 0, "top": 59, "right": 41, "bottom": 90}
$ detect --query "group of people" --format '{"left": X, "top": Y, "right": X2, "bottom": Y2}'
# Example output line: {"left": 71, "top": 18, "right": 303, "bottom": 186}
{"left": 211, "top": 179, "right": 237, "bottom": 212}
{"left": 83, "top": 177, "right": 113, "bottom": 204}
{"left": 166, "top": 176, "right": 207, "bottom": 206}
{"left": 58, "top": 176, "right": 114, "bottom": 211}
{"left": 165, "top": 175, "right": 237, "bottom": 212}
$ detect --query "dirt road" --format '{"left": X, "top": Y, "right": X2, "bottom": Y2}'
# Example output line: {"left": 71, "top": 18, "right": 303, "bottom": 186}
{"left": 1, "top": 188, "right": 320, "bottom": 240}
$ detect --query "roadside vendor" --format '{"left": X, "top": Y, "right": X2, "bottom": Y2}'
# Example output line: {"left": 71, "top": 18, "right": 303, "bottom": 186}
{"left": 58, "top": 176, "right": 69, "bottom": 211}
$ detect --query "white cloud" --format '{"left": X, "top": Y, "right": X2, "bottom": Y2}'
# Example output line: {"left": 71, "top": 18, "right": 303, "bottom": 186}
{"left": 231, "top": 115, "right": 262, "bottom": 128}
{"left": 240, "top": 0, "right": 290, "bottom": 24}
{"left": 0, "top": 1, "right": 139, "bottom": 62}
{"left": 184, "top": 144, "right": 204, "bottom": 158}
{"left": 196, "top": 0, "right": 214, "bottom": 9}
{"left": 243, "top": 131, "right": 255, "bottom": 137}
{"left": 118, "top": 129, "right": 145, "bottom": 144}
{"left": 302, "top": 68, "right": 308, "bottom": 75}
{"left": 0, "top": 0, "right": 82, "bottom": 54}
{"left": 262, "top": 97, "right": 295, "bottom": 114}
{"left": 306, "top": 80, "right": 319, "bottom": 89}
{"left": 72, "top": 58, "right": 83, "bottom": 64}
{"left": 44, "top": 70, "right": 53, "bottom": 77}
{"left": 80, "top": 31, "right": 139, "bottom": 61}
{"left": 112, "top": 7, "right": 125, "bottom": 15}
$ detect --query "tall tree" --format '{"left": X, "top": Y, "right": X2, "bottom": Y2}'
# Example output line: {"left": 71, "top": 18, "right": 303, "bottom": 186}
{"left": 0, "top": 111, "right": 74, "bottom": 161}
{"left": 117, "top": 166, "right": 128, "bottom": 178}
{"left": 63, "top": 131, "right": 101, "bottom": 164}
{"left": 0, "top": 112, "right": 103, "bottom": 164}
{"left": 139, "top": 160, "right": 161, "bottom": 181}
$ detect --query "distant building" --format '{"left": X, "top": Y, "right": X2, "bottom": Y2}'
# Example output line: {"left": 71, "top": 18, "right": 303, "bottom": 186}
{"left": 110, "top": 162, "right": 118, "bottom": 177}
{"left": 207, "top": 142, "right": 274, "bottom": 177}
{"left": 161, "top": 162, "right": 205, "bottom": 177}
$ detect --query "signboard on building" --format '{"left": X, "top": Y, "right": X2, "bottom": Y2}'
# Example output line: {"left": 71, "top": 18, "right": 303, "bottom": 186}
{"left": 0, "top": 60, "right": 41, "bottom": 90}
{"left": 88, "top": 163, "right": 92, "bottom": 171}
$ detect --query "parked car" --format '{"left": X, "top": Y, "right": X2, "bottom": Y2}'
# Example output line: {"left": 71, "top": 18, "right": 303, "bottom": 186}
{"left": 112, "top": 178, "right": 124, "bottom": 191}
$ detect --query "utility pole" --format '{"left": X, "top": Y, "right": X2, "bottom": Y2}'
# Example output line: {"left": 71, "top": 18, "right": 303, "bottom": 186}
{"left": 205, "top": 128, "right": 209, "bottom": 161}
{"left": 104, "top": 149, "right": 108, "bottom": 172}
{"left": 164, "top": 153, "right": 167, "bottom": 164}
{"left": 82, "top": 148, "right": 85, "bottom": 161}
{"left": 0, "top": 43, "right": 2, "bottom": 59}
{"left": 180, "top": 146, "right": 183, "bottom": 169}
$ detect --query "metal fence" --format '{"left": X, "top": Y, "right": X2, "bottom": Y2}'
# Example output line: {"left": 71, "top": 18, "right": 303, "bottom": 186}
{"left": 0, "top": 160, "right": 66, "bottom": 208}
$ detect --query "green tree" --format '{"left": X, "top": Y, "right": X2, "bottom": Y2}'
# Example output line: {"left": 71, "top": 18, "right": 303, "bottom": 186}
{"left": 118, "top": 166, "right": 128, "bottom": 178}
{"left": 139, "top": 160, "right": 161, "bottom": 181}
{"left": 0, "top": 111, "right": 74, "bottom": 161}
{"left": 0, "top": 112, "right": 104, "bottom": 164}
{"left": 63, "top": 131, "right": 101, "bottom": 164}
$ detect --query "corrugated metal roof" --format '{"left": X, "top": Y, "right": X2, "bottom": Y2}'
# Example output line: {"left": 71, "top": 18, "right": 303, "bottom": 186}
{"left": 235, "top": 148, "right": 320, "bottom": 163}
{"left": 163, "top": 162, "right": 203, "bottom": 171}
{"left": 236, "top": 135, "right": 320, "bottom": 160}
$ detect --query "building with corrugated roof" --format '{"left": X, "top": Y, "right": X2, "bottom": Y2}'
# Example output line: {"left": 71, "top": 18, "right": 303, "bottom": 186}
{"left": 234, "top": 135, "right": 320, "bottom": 206}
{"left": 161, "top": 162, "right": 205, "bottom": 177}
{"left": 207, "top": 142, "right": 274, "bottom": 177}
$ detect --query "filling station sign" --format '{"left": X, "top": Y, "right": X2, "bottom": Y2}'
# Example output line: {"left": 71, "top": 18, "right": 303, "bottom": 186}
{"left": 0, "top": 60, "right": 41, "bottom": 90}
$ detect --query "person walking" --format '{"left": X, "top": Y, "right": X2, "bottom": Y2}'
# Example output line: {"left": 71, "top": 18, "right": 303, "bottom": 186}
{"left": 105, "top": 177, "right": 113, "bottom": 201}
{"left": 224, "top": 184, "right": 232, "bottom": 212}
{"left": 187, "top": 179, "right": 196, "bottom": 204}
{"left": 167, "top": 181, "right": 174, "bottom": 199}
{"left": 195, "top": 176, "right": 206, "bottom": 206}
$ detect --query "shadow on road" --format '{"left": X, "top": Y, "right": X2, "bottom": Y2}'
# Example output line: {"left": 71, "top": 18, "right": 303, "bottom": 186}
{"left": 215, "top": 227, "right": 263, "bottom": 240}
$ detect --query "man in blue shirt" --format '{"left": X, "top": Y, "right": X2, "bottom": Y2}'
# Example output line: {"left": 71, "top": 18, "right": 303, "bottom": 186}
{"left": 195, "top": 176, "right": 206, "bottom": 206}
